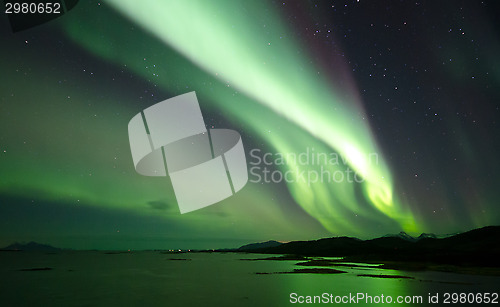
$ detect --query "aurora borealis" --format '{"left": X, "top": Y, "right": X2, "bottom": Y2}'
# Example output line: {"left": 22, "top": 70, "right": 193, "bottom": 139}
{"left": 1, "top": 0, "right": 499, "bottom": 250}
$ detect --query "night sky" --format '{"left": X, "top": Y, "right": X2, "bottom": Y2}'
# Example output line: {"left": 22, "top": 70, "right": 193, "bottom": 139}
{"left": 1, "top": 0, "right": 499, "bottom": 250}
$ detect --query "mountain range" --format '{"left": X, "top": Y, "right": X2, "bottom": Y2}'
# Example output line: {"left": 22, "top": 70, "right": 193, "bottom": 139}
{"left": 234, "top": 226, "right": 500, "bottom": 267}
{"left": 0, "top": 241, "right": 61, "bottom": 252}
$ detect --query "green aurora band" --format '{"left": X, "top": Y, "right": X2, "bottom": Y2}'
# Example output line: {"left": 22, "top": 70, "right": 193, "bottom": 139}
{"left": 61, "top": 0, "right": 419, "bottom": 234}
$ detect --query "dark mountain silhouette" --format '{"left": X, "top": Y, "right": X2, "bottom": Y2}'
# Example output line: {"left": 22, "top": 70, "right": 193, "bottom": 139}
{"left": 239, "top": 226, "right": 500, "bottom": 267}
{"left": 238, "top": 240, "right": 283, "bottom": 251}
{"left": 417, "top": 233, "right": 438, "bottom": 240}
{"left": 384, "top": 231, "right": 419, "bottom": 242}
{"left": 383, "top": 231, "right": 440, "bottom": 242}
{"left": 0, "top": 241, "right": 61, "bottom": 252}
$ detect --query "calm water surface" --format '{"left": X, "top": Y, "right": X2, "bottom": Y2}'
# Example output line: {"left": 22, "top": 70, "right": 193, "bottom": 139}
{"left": 1, "top": 251, "right": 498, "bottom": 306}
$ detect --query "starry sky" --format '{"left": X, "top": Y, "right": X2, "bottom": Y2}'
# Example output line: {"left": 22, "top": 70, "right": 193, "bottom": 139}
{"left": 0, "top": 0, "right": 499, "bottom": 250}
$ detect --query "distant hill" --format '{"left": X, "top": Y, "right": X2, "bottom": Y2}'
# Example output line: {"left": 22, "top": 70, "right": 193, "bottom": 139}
{"left": 417, "top": 233, "right": 438, "bottom": 240}
{"left": 0, "top": 242, "right": 61, "bottom": 252}
{"left": 239, "top": 226, "right": 500, "bottom": 267}
{"left": 238, "top": 240, "right": 283, "bottom": 251}
{"left": 383, "top": 231, "right": 447, "bottom": 242}
{"left": 384, "top": 231, "right": 419, "bottom": 242}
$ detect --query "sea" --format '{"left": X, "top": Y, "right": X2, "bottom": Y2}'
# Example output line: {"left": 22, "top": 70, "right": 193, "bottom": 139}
{"left": 1, "top": 251, "right": 498, "bottom": 306}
